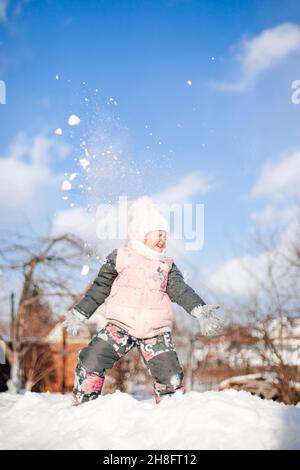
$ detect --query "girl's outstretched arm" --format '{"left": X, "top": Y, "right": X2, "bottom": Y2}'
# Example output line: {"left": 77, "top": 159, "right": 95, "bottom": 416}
{"left": 74, "top": 249, "right": 118, "bottom": 319}
{"left": 166, "top": 262, "right": 223, "bottom": 336}
{"left": 166, "top": 262, "right": 206, "bottom": 314}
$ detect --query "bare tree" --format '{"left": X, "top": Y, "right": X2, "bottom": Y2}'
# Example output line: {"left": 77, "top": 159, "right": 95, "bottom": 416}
{"left": 22, "top": 344, "right": 57, "bottom": 391}
{"left": 0, "top": 231, "right": 90, "bottom": 393}
{"left": 226, "top": 218, "right": 300, "bottom": 404}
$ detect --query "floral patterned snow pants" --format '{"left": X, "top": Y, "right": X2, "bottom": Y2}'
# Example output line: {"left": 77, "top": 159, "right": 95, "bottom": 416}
{"left": 72, "top": 322, "right": 185, "bottom": 404}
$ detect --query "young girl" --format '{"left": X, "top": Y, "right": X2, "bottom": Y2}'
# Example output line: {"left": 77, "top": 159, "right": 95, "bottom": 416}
{"left": 63, "top": 197, "right": 223, "bottom": 405}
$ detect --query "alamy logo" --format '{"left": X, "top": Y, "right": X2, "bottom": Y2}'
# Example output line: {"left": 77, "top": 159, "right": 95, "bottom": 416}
{"left": 0, "top": 80, "right": 6, "bottom": 104}
{"left": 95, "top": 196, "right": 205, "bottom": 251}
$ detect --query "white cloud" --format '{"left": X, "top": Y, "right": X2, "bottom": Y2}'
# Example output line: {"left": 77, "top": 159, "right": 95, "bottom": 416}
{"left": 212, "top": 23, "right": 300, "bottom": 92}
{"left": 0, "top": 133, "right": 71, "bottom": 215}
{"left": 0, "top": 0, "right": 32, "bottom": 23}
{"left": 277, "top": 208, "right": 300, "bottom": 250}
{"left": 251, "top": 149, "right": 300, "bottom": 200}
{"left": 250, "top": 205, "right": 298, "bottom": 229}
{"left": 153, "top": 171, "right": 214, "bottom": 204}
{"left": 0, "top": 0, "right": 9, "bottom": 22}
{"left": 52, "top": 202, "right": 130, "bottom": 259}
{"left": 206, "top": 147, "right": 300, "bottom": 299}
{"left": 206, "top": 234, "right": 300, "bottom": 300}
{"left": 52, "top": 207, "right": 100, "bottom": 244}
{"left": 207, "top": 252, "right": 268, "bottom": 296}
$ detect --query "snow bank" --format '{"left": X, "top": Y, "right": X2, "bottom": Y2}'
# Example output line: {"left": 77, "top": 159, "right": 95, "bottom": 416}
{"left": 0, "top": 389, "right": 300, "bottom": 450}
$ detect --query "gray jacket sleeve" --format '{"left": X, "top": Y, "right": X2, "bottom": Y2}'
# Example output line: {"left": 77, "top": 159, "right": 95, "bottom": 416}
{"left": 74, "top": 249, "right": 118, "bottom": 319}
{"left": 166, "top": 262, "right": 206, "bottom": 314}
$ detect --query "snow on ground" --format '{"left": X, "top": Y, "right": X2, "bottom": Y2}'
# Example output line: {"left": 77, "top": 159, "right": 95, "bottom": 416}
{"left": 0, "top": 389, "right": 300, "bottom": 450}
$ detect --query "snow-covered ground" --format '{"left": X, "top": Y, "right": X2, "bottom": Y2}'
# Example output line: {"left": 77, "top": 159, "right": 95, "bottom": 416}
{"left": 1, "top": 389, "right": 300, "bottom": 450}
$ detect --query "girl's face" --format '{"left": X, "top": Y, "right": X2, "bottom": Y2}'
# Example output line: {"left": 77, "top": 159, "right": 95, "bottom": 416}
{"left": 144, "top": 230, "right": 167, "bottom": 252}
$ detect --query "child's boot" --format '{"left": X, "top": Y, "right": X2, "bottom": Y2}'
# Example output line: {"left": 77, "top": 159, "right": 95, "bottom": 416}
{"left": 71, "top": 360, "right": 105, "bottom": 405}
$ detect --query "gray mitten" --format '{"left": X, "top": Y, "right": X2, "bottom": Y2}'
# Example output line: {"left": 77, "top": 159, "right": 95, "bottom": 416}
{"left": 191, "top": 304, "right": 224, "bottom": 336}
{"left": 62, "top": 308, "right": 86, "bottom": 336}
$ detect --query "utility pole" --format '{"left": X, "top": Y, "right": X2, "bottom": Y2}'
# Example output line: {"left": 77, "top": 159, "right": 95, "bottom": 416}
{"left": 186, "top": 334, "right": 195, "bottom": 391}
{"left": 7, "top": 291, "right": 21, "bottom": 394}
{"left": 10, "top": 292, "right": 15, "bottom": 342}
{"left": 62, "top": 326, "right": 67, "bottom": 394}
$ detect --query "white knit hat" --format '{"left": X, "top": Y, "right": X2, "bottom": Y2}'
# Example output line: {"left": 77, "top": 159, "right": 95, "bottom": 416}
{"left": 127, "top": 196, "right": 169, "bottom": 243}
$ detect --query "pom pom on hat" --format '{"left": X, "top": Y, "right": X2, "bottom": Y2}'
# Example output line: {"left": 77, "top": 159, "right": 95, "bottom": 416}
{"left": 127, "top": 196, "right": 169, "bottom": 242}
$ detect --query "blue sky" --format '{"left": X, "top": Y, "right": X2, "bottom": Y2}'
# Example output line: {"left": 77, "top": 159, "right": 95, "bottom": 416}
{"left": 1, "top": 0, "right": 300, "bottom": 303}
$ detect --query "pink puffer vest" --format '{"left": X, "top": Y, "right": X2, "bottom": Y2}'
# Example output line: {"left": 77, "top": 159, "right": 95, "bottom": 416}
{"left": 105, "top": 245, "right": 174, "bottom": 338}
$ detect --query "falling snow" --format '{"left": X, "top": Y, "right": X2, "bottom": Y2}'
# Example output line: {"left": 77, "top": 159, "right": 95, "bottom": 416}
{"left": 81, "top": 265, "right": 90, "bottom": 276}
{"left": 79, "top": 158, "right": 90, "bottom": 170}
{"left": 68, "top": 114, "right": 81, "bottom": 126}
{"left": 61, "top": 180, "right": 72, "bottom": 191}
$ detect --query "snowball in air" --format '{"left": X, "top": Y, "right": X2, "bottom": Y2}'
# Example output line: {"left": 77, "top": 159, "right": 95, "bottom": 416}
{"left": 81, "top": 265, "right": 90, "bottom": 276}
{"left": 68, "top": 114, "right": 81, "bottom": 126}
{"left": 61, "top": 180, "right": 72, "bottom": 191}
{"left": 79, "top": 158, "right": 90, "bottom": 169}
{"left": 187, "top": 80, "right": 192, "bottom": 86}
{"left": 69, "top": 173, "right": 77, "bottom": 181}
{"left": 55, "top": 128, "right": 63, "bottom": 135}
